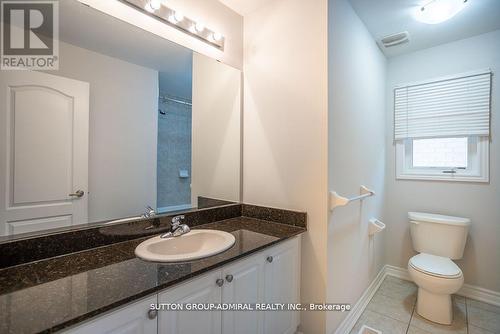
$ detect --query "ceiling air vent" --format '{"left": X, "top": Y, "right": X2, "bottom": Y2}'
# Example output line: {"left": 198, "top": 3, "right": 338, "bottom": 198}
{"left": 380, "top": 31, "right": 410, "bottom": 48}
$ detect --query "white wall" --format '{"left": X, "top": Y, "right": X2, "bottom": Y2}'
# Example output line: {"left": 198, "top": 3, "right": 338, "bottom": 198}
{"left": 191, "top": 53, "right": 241, "bottom": 204}
{"left": 243, "top": 0, "right": 329, "bottom": 332}
{"left": 79, "top": 0, "right": 243, "bottom": 70}
{"left": 385, "top": 30, "right": 500, "bottom": 292}
{"left": 327, "top": 0, "right": 387, "bottom": 332}
{"left": 55, "top": 41, "right": 158, "bottom": 223}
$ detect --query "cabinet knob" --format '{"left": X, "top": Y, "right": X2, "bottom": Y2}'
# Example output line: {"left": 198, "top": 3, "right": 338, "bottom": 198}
{"left": 147, "top": 309, "right": 158, "bottom": 320}
{"left": 216, "top": 278, "right": 224, "bottom": 287}
{"left": 266, "top": 256, "right": 273, "bottom": 263}
{"left": 225, "top": 274, "right": 233, "bottom": 282}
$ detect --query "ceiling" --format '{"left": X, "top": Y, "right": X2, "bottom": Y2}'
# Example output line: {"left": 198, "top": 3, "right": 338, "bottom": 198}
{"left": 60, "top": 0, "right": 500, "bottom": 65}
{"left": 218, "top": 0, "right": 270, "bottom": 16}
{"left": 348, "top": 0, "right": 500, "bottom": 57}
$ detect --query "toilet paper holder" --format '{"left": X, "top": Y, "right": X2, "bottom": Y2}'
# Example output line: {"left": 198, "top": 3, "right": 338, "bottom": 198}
{"left": 368, "top": 218, "right": 385, "bottom": 236}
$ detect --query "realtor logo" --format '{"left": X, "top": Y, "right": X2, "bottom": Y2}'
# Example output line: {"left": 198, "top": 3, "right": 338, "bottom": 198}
{"left": 1, "top": 0, "right": 59, "bottom": 70}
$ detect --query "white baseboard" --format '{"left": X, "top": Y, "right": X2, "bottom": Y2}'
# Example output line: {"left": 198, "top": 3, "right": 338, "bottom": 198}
{"left": 383, "top": 265, "right": 411, "bottom": 281}
{"left": 384, "top": 265, "right": 500, "bottom": 307}
{"left": 334, "top": 265, "right": 500, "bottom": 334}
{"left": 457, "top": 283, "right": 500, "bottom": 306}
{"left": 334, "top": 267, "right": 387, "bottom": 334}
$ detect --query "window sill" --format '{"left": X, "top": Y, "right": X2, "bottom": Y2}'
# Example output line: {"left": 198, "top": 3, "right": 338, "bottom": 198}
{"left": 396, "top": 172, "right": 489, "bottom": 183}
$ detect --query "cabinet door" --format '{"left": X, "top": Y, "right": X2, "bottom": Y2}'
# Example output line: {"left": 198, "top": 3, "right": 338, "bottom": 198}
{"left": 65, "top": 295, "right": 157, "bottom": 334}
{"left": 263, "top": 237, "right": 300, "bottom": 334}
{"left": 158, "top": 270, "right": 222, "bottom": 334}
{"left": 221, "top": 253, "right": 264, "bottom": 334}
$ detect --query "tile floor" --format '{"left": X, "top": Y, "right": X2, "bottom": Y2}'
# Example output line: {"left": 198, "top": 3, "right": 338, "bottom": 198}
{"left": 350, "top": 276, "right": 500, "bottom": 334}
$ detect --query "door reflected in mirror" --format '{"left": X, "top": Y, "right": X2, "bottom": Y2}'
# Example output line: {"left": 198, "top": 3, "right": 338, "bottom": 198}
{"left": 0, "top": 0, "right": 241, "bottom": 238}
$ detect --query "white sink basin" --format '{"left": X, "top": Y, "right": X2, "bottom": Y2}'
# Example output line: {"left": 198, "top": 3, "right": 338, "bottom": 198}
{"left": 135, "top": 229, "right": 236, "bottom": 262}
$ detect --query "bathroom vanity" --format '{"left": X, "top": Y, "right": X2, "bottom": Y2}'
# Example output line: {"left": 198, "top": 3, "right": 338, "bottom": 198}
{"left": 67, "top": 236, "right": 300, "bottom": 334}
{"left": 0, "top": 204, "right": 306, "bottom": 334}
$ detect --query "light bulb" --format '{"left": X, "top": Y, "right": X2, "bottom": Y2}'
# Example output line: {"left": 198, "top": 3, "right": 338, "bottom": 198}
{"left": 145, "top": 0, "right": 161, "bottom": 13}
{"left": 195, "top": 22, "right": 205, "bottom": 33}
{"left": 212, "top": 32, "right": 222, "bottom": 41}
{"left": 168, "top": 10, "right": 184, "bottom": 24}
{"left": 174, "top": 11, "right": 184, "bottom": 22}
{"left": 415, "top": 0, "right": 468, "bottom": 24}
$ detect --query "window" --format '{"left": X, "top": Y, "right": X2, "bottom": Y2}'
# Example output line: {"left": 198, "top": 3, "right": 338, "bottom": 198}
{"left": 395, "top": 70, "right": 491, "bottom": 182}
{"left": 396, "top": 136, "right": 488, "bottom": 182}
{"left": 413, "top": 137, "right": 468, "bottom": 168}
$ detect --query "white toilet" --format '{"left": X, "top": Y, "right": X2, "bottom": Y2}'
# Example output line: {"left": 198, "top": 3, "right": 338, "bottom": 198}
{"left": 408, "top": 212, "right": 471, "bottom": 325}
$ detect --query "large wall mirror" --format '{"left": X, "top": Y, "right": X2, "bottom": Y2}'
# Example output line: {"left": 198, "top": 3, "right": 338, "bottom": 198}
{"left": 0, "top": 0, "right": 241, "bottom": 238}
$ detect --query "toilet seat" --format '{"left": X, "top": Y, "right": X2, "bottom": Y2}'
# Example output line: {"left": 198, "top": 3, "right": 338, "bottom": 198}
{"left": 409, "top": 253, "right": 462, "bottom": 279}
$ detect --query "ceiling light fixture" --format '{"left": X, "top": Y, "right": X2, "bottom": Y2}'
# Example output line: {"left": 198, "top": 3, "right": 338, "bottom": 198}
{"left": 416, "top": 0, "right": 468, "bottom": 24}
{"left": 119, "top": 0, "right": 225, "bottom": 49}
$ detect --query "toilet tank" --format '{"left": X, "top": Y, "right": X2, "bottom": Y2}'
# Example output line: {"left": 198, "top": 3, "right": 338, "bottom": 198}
{"left": 409, "top": 212, "right": 471, "bottom": 260}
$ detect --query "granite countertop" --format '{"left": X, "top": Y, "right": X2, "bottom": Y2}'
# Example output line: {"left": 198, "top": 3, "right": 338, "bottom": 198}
{"left": 0, "top": 217, "right": 305, "bottom": 334}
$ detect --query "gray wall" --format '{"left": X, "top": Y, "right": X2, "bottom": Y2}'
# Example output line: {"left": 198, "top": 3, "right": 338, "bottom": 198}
{"left": 384, "top": 29, "right": 500, "bottom": 292}
{"left": 157, "top": 98, "right": 192, "bottom": 209}
{"left": 55, "top": 41, "right": 158, "bottom": 223}
{"left": 327, "top": 0, "right": 388, "bottom": 331}
{"left": 157, "top": 54, "right": 193, "bottom": 210}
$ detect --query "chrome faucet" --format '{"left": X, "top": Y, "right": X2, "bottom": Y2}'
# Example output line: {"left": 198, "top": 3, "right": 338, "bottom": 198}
{"left": 141, "top": 206, "right": 156, "bottom": 219}
{"left": 160, "top": 215, "right": 190, "bottom": 238}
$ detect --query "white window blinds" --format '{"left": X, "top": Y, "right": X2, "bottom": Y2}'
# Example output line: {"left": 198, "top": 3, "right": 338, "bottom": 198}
{"left": 394, "top": 71, "right": 492, "bottom": 140}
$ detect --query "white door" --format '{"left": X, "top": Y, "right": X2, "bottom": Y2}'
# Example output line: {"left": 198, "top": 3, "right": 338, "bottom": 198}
{"left": 222, "top": 253, "right": 264, "bottom": 334}
{"left": 0, "top": 70, "right": 89, "bottom": 236}
{"left": 263, "top": 237, "right": 300, "bottom": 334}
{"left": 158, "top": 271, "right": 222, "bottom": 334}
{"left": 65, "top": 295, "right": 157, "bottom": 334}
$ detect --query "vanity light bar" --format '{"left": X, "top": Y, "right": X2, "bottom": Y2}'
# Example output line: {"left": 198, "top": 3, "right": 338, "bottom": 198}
{"left": 118, "top": 0, "right": 225, "bottom": 49}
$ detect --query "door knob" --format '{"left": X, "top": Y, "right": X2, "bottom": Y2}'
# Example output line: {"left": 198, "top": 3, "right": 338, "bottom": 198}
{"left": 225, "top": 274, "right": 233, "bottom": 282}
{"left": 69, "top": 190, "right": 84, "bottom": 198}
{"left": 147, "top": 309, "right": 158, "bottom": 319}
{"left": 216, "top": 278, "right": 224, "bottom": 287}
{"left": 266, "top": 256, "right": 273, "bottom": 263}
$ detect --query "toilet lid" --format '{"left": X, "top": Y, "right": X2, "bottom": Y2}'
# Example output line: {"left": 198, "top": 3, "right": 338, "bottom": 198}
{"left": 409, "top": 253, "right": 462, "bottom": 279}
